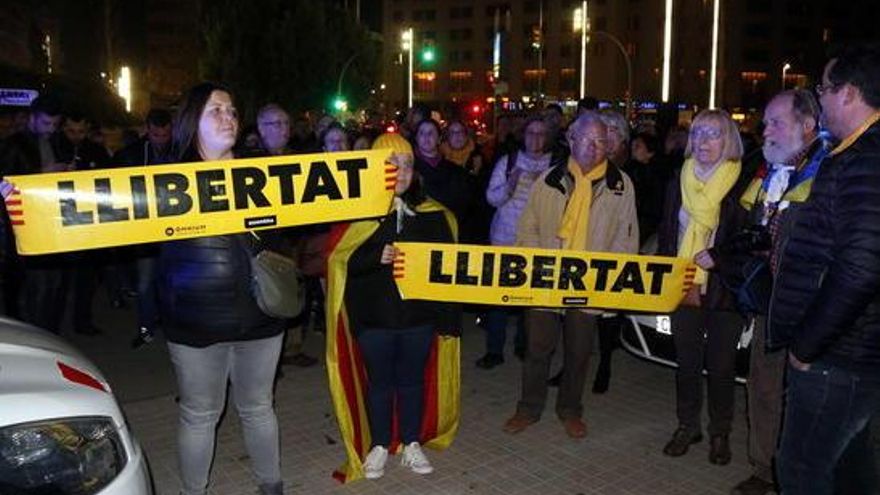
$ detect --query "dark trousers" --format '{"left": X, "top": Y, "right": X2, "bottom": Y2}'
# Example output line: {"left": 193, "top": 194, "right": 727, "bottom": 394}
{"left": 671, "top": 306, "right": 743, "bottom": 436}
{"left": 518, "top": 309, "right": 598, "bottom": 420}
{"left": 21, "top": 262, "right": 69, "bottom": 334}
{"left": 357, "top": 325, "right": 434, "bottom": 447}
{"left": 484, "top": 306, "right": 525, "bottom": 356}
{"left": 135, "top": 255, "right": 159, "bottom": 330}
{"left": 746, "top": 316, "right": 786, "bottom": 483}
{"left": 777, "top": 361, "right": 880, "bottom": 495}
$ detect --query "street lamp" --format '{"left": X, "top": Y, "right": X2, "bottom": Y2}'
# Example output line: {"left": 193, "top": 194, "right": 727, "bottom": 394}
{"left": 662, "top": 0, "right": 673, "bottom": 102}
{"left": 781, "top": 62, "right": 791, "bottom": 89}
{"left": 573, "top": 1, "right": 588, "bottom": 99}
{"left": 708, "top": 0, "right": 721, "bottom": 109}
{"left": 401, "top": 27, "right": 414, "bottom": 108}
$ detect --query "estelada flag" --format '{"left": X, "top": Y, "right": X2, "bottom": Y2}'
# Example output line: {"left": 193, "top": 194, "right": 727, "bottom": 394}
{"left": 324, "top": 199, "right": 460, "bottom": 483}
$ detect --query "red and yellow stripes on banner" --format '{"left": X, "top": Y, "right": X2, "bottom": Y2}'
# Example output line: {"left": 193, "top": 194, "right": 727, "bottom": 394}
{"left": 393, "top": 242, "right": 696, "bottom": 312}
{"left": 324, "top": 201, "right": 459, "bottom": 484}
{"left": 5, "top": 150, "right": 396, "bottom": 255}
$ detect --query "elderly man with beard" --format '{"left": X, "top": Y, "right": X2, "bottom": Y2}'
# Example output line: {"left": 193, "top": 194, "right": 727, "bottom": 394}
{"left": 725, "top": 90, "right": 829, "bottom": 495}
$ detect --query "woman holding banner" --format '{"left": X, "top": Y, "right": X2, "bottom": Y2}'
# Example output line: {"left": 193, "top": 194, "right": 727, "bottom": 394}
{"left": 657, "top": 109, "right": 748, "bottom": 466}
{"left": 158, "top": 83, "right": 286, "bottom": 495}
{"left": 477, "top": 115, "right": 553, "bottom": 369}
{"left": 325, "top": 133, "right": 460, "bottom": 482}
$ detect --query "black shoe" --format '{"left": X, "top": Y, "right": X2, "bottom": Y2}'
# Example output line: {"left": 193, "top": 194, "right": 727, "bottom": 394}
{"left": 709, "top": 434, "right": 731, "bottom": 465}
{"left": 131, "top": 327, "right": 154, "bottom": 349}
{"left": 547, "top": 369, "right": 563, "bottom": 387}
{"left": 475, "top": 353, "right": 504, "bottom": 369}
{"left": 662, "top": 427, "right": 703, "bottom": 457}
{"left": 514, "top": 347, "right": 526, "bottom": 361}
{"left": 730, "top": 475, "right": 776, "bottom": 495}
{"left": 75, "top": 325, "right": 103, "bottom": 336}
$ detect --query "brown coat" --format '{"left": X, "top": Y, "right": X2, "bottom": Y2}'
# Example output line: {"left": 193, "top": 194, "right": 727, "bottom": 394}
{"left": 516, "top": 161, "right": 639, "bottom": 254}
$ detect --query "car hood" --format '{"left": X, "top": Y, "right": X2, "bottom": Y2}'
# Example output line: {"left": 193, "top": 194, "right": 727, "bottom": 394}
{"left": 0, "top": 318, "right": 123, "bottom": 429}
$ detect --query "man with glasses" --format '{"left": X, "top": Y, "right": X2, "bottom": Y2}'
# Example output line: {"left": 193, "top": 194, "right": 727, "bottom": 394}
{"left": 769, "top": 44, "right": 880, "bottom": 494}
{"left": 502, "top": 111, "right": 638, "bottom": 439}
{"left": 256, "top": 104, "right": 291, "bottom": 156}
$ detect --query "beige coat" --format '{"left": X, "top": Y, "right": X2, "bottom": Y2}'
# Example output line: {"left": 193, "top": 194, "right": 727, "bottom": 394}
{"left": 517, "top": 161, "right": 639, "bottom": 254}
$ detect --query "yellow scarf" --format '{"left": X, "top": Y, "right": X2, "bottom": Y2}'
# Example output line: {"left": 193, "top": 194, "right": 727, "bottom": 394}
{"left": 678, "top": 158, "right": 741, "bottom": 285}
{"left": 830, "top": 111, "right": 880, "bottom": 157}
{"left": 440, "top": 139, "right": 475, "bottom": 166}
{"left": 557, "top": 158, "right": 607, "bottom": 250}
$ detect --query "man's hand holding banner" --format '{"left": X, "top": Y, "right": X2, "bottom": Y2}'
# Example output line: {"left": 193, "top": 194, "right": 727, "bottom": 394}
{"left": 393, "top": 242, "right": 696, "bottom": 312}
{"left": 5, "top": 150, "right": 396, "bottom": 255}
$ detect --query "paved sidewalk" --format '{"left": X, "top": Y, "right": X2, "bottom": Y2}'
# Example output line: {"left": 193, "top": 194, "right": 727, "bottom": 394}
{"left": 120, "top": 315, "right": 753, "bottom": 495}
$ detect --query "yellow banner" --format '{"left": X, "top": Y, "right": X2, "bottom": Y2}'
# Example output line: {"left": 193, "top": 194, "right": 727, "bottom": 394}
{"left": 6, "top": 150, "right": 396, "bottom": 255}
{"left": 394, "top": 243, "right": 696, "bottom": 312}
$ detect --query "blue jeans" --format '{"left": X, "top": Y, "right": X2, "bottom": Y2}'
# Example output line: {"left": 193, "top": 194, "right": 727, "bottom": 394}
{"left": 357, "top": 325, "right": 434, "bottom": 446}
{"left": 168, "top": 334, "right": 283, "bottom": 495}
{"left": 135, "top": 255, "right": 159, "bottom": 330}
{"left": 777, "top": 360, "right": 880, "bottom": 495}
{"left": 484, "top": 307, "right": 525, "bottom": 356}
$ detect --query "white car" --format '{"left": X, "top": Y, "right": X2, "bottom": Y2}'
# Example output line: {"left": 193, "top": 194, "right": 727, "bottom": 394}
{"left": 0, "top": 317, "right": 152, "bottom": 494}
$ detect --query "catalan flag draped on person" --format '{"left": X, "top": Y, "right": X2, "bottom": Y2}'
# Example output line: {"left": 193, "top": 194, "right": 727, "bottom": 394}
{"left": 324, "top": 199, "right": 460, "bottom": 483}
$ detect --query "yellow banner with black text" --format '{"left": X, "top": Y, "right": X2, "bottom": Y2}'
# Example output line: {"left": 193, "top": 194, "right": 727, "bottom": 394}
{"left": 6, "top": 150, "right": 397, "bottom": 255}
{"left": 394, "top": 242, "right": 696, "bottom": 312}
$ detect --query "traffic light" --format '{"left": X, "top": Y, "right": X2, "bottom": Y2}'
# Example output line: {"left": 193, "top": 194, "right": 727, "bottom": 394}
{"left": 420, "top": 43, "right": 436, "bottom": 64}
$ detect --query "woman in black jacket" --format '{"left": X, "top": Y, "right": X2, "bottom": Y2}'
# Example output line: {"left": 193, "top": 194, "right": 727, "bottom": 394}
{"left": 412, "top": 118, "right": 473, "bottom": 225}
{"left": 326, "top": 133, "right": 460, "bottom": 481}
{"left": 158, "top": 82, "right": 286, "bottom": 495}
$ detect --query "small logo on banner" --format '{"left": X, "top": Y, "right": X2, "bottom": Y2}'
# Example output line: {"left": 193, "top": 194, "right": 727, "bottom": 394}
{"left": 165, "top": 227, "right": 174, "bottom": 237}
{"left": 501, "top": 295, "right": 534, "bottom": 304}
{"left": 562, "top": 297, "right": 589, "bottom": 306}
{"left": 245, "top": 216, "right": 277, "bottom": 229}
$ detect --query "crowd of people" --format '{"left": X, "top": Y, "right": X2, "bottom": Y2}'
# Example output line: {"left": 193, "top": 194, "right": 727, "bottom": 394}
{"left": 1, "top": 44, "right": 879, "bottom": 495}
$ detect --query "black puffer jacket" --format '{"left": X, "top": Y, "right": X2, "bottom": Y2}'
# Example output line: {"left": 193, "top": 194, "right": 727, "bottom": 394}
{"left": 159, "top": 235, "right": 285, "bottom": 347}
{"left": 769, "top": 121, "right": 880, "bottom": 372}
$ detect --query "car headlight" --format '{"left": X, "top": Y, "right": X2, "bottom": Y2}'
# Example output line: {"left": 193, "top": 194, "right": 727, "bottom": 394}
{"left": 0, "top": 416, "right": 127, "bottom": 494}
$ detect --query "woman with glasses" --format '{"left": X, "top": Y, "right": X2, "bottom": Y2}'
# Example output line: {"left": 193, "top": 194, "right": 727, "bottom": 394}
{"left": 657, "top": 109, "right": 749, "bottom": 466}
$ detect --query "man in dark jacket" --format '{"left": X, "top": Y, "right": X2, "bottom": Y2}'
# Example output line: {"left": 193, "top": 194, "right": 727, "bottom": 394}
{"left": 769, "top": 45, "right": 880, "bottom": 495}
{"left": 0, "top": 96, "right": 65, "bottom": 329}
{"left": 113, "top": 109, "right": 174, "bottom": 347}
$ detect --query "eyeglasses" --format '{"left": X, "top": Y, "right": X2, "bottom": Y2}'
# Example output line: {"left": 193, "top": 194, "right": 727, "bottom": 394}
{"left": 259, "top": 120, "right": 288, "bottom": 128}
{"left": 690, "top": 127, "right": 723, "bottom": 141}
{"left": 815, "top": 82, "right": 839, "bottom": 96}
{"left": 571, "top": 134, "right": 607, "bottom": 147}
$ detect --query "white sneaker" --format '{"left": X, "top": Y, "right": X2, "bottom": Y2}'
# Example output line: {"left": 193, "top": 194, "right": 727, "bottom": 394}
{"left": 401, "top": 442, "right": 434, "bottom": 475}
{"left": 363, "top": 445, "right": 388, "bottom": 479}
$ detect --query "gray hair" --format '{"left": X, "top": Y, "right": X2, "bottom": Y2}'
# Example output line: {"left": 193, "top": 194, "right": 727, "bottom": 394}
{"left": 773, "top": 89, "right": 820, "bottom": 127}
{"left": 566, "top": 110, "right": 607, "bottom": 141}
{"left": 600, "top": 109, "right": 630, "bottom": 143}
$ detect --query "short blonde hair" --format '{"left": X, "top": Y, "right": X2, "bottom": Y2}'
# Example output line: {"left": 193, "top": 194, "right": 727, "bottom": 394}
{"left": 684, "top": 109, "right": 743, "bottom": 162}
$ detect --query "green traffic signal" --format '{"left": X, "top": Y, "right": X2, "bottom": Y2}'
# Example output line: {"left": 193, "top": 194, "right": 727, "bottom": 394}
{"left": 332, "top": 97, "right": 348, "bottom": 112}
{"left": 421, "top": 46, "right": 436, "bottom": 63}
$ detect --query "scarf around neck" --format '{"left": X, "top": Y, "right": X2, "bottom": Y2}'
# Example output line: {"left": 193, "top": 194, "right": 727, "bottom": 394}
{"left": 678, "top": 157, "right": 741, "bottom": 284}
{"left": 557, "top": 157, "right": 608, "bottom": 250}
